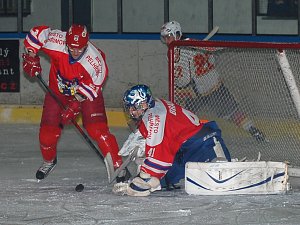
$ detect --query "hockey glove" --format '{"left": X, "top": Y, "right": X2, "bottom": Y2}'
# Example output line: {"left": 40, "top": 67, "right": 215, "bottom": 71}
{"left": 112, "top": 171, "right": 161, "bottom": 197}
{"left": 118, "top": 130, "right": 146, "bottom": 158}
{"left": 75, "top": 83, "right": 99, "bottom": 102}
{"left": 22, "top": 53, "right": 42, "bottom": 77}
{"left": 61, "top": 100, "right": 81, "bottom": 125}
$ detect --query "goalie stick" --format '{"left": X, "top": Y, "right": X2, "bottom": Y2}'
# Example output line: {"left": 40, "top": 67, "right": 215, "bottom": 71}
{"left": 109, "top": 146, "right": 139, "bottom": 184}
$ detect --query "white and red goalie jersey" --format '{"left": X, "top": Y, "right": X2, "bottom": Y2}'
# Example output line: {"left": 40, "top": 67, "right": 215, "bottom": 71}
{"left": 138, "top": 98, "right": 206, "bottom": 179}
{"left": 24, "top": 25, "right": 108, "bottom": 100}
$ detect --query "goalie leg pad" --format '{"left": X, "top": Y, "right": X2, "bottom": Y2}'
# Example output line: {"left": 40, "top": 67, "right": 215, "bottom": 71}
{"left": 127, "top": 178, "right": 152, "bottom": 197}
{"left": 112, "top": 171, "right": 161, "bottom": 197}
{"left": 128, "top": 175, "right": 161, "bottom": 196}
{"left": 185, "top": 161, "right": 289, "bottom": 195}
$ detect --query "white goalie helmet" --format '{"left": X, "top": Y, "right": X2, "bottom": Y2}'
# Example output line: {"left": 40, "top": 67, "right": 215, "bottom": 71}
{"left": 160, "top": 21, "right": 182, "bottom": 43}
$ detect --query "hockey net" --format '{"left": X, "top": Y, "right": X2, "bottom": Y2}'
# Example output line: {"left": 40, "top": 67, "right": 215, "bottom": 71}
{"left": 168, "top": 40, "right": 300, "bottom": 166}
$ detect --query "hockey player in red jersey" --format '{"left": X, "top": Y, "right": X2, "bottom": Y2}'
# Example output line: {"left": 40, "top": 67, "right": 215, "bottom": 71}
{"left": 160, "top": 21, "right": 266, "bottom": 142}
{"left": 113, "top": 84, "right": 231, "bottom": 196}
{"left": 22, "top": 24, "right": 124, "bottom": 181}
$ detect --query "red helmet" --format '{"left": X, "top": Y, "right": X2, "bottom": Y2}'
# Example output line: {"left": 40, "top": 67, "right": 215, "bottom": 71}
{"left": 66, "top": 24, "right": 89, "bottom": 49}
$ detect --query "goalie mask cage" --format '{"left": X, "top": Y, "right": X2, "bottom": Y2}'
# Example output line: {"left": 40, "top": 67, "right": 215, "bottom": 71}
{"left": 168, "top": 40, "right": 300, "bottom": 166}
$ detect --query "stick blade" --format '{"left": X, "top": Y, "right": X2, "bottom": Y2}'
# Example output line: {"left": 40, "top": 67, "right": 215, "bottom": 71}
{"left": 104, "top": 153, "right": 115, "bottom": 183}
{"left": 203, "top": 26, "right": 219, "bottom": 41}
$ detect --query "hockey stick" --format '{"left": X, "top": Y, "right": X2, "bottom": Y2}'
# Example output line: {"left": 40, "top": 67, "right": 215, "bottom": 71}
{"left": 109, "top": 146, "right": 139, "bottom": 184}
{"left": 203, "top": 26, "right": 219, "bottom": 41}
{"left": 36, "top": 74, "right": 106, "bottom": 163}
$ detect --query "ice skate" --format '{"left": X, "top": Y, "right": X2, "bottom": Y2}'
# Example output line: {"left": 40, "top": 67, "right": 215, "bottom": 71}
{"left": 36, "top": 158, "right": 57, "bottom": 181}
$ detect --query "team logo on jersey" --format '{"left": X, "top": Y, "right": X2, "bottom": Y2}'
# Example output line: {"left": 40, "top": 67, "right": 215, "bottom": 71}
{"left": 56, "top": 72, "right": 78, "bottom": 96}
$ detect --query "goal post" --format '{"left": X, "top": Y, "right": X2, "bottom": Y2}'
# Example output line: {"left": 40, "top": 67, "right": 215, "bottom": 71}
{"left": 168, "top": 40, "right": 300, "bottom": 166}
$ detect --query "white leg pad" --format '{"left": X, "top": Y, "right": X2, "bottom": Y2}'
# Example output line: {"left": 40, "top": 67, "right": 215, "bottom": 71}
{"left": 185, "top": 161, "right": 290, "bottom": 195}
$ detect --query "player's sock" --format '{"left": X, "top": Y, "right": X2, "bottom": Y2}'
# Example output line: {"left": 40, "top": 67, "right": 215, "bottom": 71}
{"left": 36, "top": 157, "right": 57, "bottom": 180}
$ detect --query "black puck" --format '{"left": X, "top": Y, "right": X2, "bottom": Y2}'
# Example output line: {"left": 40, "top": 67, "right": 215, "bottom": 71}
{"left": 75, "top": 183, "right": 84, "bottom": 192}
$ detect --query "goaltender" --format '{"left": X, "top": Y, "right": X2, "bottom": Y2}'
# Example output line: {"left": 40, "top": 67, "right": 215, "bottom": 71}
{"left": 113, "top": 84, "right": 231, "bottom": 196}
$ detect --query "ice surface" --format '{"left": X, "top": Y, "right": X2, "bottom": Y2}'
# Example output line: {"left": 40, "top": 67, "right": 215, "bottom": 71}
{"left": 1, "top": 124, "right": 300, "bottom": 225}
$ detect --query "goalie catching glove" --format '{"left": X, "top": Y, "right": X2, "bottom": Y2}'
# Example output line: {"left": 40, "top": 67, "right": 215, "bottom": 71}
{"left": 112, "top": 171, "right": 161, "bottom": 197}
{"left": 119, "top": 130, "right": 146, "bottom": 158}
{"left": 118, "top": 130, "right": 146, "bottom": 174}
{"left": 22, "top": 53, "right": 42, "bottom": 77}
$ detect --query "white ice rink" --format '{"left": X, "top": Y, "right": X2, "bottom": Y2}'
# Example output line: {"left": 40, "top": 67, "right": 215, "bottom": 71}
{"left": 1, "top": 124, "right": 300, "bottom": 225}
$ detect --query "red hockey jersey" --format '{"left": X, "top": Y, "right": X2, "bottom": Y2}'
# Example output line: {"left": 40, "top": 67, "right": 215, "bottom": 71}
{"left": 24, "top": 26, "right": 108, "bottom": 101}
{"left": 139, "top": 98, "right": 206, "bottom": 179}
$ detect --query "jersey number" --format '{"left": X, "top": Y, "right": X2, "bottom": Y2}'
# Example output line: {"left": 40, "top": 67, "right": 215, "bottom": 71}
{"left": 148, "top": 147, "right": 155, "bottom": 158}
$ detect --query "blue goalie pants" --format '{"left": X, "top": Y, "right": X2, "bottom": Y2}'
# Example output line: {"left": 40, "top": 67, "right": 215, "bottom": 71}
{"left": 161, "top": 121, "right": 231, "bottom": 186}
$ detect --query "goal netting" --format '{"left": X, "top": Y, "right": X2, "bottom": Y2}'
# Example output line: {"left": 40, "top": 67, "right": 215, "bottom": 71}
{"left": 168, "top": 40, "right": 300, "bottom": 166}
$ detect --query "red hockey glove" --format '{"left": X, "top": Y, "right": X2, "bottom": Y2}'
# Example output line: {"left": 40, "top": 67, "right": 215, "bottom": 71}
{"left": 22, "top": 53, "right": 42, "bottom": 77}
{"left": 61, "top": 100, "right": 81, "bottom": 125}
{"left": 75, "top": 84, "right": 98, "bottom": 102}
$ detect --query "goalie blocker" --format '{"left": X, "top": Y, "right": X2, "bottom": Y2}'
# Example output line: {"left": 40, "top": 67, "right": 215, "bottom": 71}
{"left": 185, "top": 161, "right": 290, "bottom": 195}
